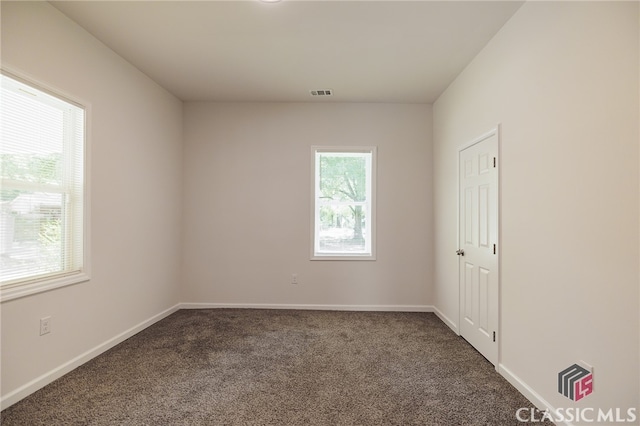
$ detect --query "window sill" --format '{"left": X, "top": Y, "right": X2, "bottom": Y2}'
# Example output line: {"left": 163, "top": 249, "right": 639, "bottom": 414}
{"left": 311, "top": 254, "right": 376, "bottom": 261}
{"left": 1, "top": 272, "right": 90, "bottom": 303}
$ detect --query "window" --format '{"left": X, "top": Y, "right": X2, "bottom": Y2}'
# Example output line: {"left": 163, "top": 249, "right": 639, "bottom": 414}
{"left": 0, "top": 71, "right": 89, "bottom": 301}
{"left": 312, "top": 146, "right": 376, "bottom": 260}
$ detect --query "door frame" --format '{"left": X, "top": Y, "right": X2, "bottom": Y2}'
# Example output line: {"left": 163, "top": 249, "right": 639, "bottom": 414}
{"left": 456, "top": 124, "right": 502, "bottom": 369}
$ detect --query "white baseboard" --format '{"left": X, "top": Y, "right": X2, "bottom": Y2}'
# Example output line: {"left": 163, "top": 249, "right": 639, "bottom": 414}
{"left": 433, "top": 306, "right": 459, "bottom": 334}
{"left": 180, "top": 302, "right": 434, "bottom": 312}
{"left": 498, "top": 364, "right": 571, "bottom": 426}
{"left": 1, "top": 302, "right": 434, "bottom": 410}
{"left": 3, "top": 301, "right": 559, "bottom": 426}
{"left": 0, "top": 303, "right": 180, "bottom": 411}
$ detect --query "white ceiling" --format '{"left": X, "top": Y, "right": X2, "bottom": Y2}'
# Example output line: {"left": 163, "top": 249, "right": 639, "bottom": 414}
{"left": 50, "top": 1, "right": 524, "bottom": 103}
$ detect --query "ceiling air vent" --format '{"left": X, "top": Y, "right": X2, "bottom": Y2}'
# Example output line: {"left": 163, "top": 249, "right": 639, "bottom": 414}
{"left": 310, "top": 89, "right": 333, "bottom": 97}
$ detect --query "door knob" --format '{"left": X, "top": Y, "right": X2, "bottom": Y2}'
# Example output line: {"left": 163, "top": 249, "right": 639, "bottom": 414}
{"left": 456, "top": 249, "right": 465, "bottom": 256}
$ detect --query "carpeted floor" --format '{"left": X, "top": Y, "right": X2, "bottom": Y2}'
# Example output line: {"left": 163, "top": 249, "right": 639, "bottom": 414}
{"left": 1, "top": 309, "right": 550, "bottom": 425}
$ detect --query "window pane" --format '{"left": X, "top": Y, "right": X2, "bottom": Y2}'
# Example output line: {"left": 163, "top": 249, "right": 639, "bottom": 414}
{"left": 313, "top": 147, "right": 375, "bottom": 259}
{"left": 1, "top": 190, "right": 65, "bottom": 283}
{"left": 319, "top": 153, "right": 367, "bottom": 202}
{"left": 319, "top": 204, "right": 367, "bottom": 253}
{"left": 0, "top": 72, "right": 86, "bottom": 295}
{"left": 1, "top": 81, "right": 65, "bottom": 186}
{"left": 1, "top": 153, "right": 63, "bottom": 185}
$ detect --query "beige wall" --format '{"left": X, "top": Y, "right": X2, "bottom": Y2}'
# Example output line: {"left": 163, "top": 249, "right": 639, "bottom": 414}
{"left": 182, "top": 102, "right": 433, "bottom": 308}
{"left": 4, "top": 0, "right": 637, "bottom": 418}
{"left": 1, "top": 2, "right": 183, "bottom": 404}
{"left": 433, "top": 0, "right": 639, "bottom": 416}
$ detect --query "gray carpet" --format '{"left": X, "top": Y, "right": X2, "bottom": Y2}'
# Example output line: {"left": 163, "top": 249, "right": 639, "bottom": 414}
{"left": 1, "top": 309, "right": 550, "bottom": 425}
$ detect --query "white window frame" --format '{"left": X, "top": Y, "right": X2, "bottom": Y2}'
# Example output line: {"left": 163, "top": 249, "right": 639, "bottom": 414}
{"left": 311, "top": 146, "right": 376, "bottom": 261}
{"left": 0, "top": 69, "right": 91, "bottom": 302}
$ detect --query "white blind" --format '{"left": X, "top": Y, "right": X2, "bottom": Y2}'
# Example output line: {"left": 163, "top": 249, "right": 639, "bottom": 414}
{"left": 0, "top": 73, "right": 85, "bottom": 287}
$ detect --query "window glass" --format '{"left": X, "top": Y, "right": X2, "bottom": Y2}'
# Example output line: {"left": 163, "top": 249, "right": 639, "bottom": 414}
{"left": 1, "top": 72, "right": 88, "bottom": 300}
{"left": 312, "top": 147, "right": 376, "bottom": 260}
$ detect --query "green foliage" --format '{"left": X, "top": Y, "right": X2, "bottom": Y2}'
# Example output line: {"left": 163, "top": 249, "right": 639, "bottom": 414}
{"left": 1, "top": 153, "right": 62, "bottom": 186}
{"left": 0, "top": 189, "right": 21, "bottom": 202}
{"left": 319, "top": 155, "right": 366, "bottom": 202}
{"left": 319, "top": 154, "right": 367, "bottom": 241}
{"left": 39, "top": 217, "right": 61, "bottom": 246}
{"left": 1, "top": 152, "right": 64, "bottom": 246}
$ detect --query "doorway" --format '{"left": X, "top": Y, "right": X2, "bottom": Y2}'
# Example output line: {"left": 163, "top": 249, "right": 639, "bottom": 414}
{"left": 457, "top": 127, "right": 500, "bottom": 366}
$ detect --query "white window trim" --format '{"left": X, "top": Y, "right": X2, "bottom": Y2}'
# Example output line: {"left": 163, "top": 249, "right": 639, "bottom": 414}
{"left": 0, "top": 68, "right": 91, "bottom": 302}
{"left": 310, "top": 146, "right": 377, "bottom": 261}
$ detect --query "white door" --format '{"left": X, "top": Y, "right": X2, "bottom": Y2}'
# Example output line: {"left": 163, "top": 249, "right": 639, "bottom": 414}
{"left": 458, "top": 130, "right": 499, "bottom": 366}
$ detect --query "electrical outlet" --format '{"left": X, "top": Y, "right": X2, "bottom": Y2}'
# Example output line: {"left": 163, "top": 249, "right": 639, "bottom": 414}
{"left": 291, "top": 274, "right": 298, "bottom": 285}
{"left": 40, "top": 316, "right": 51, "bottom": 336}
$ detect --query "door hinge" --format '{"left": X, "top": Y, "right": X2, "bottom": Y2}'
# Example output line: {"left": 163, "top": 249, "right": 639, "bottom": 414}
{"left": 493, "top": 331, "right": 496, "bottom": 342}
{"left": 493, "top": 244, "right": 496, "bottom": 254}
{"left": 493, "top": 157, "right": 496, "bottom": 168}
